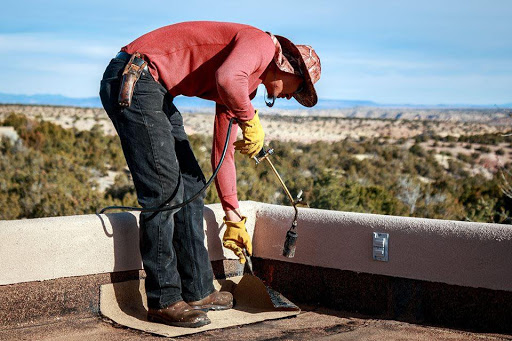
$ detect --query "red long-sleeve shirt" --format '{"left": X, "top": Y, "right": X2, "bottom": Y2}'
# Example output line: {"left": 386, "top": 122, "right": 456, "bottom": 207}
{"left": 122, "top": 21, "right": 275, "bottom": 211}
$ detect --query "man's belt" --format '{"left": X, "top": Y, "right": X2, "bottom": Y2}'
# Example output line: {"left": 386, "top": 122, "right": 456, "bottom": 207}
{"left": 116, "top": 51, "right": 148, "bottom": 107}
{"left": 115, "top": 51, "right": 148, "bottom": 71}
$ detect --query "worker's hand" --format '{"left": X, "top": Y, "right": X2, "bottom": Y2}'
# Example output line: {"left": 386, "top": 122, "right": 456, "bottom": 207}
{"left": 222, "top": 216, "right": 252, "bottom": 264}
{"left": 234, "top": 110, "right": 264, "bottom": 158}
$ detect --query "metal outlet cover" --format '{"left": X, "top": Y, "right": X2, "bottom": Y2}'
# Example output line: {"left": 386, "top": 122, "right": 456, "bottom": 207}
{"left": 373, "top": 232, "right": 389, "bottom": 262}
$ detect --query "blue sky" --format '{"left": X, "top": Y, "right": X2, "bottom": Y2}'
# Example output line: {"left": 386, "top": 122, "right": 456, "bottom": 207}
{"left": 1, "top": 0, "right": 511, "bottom": 105}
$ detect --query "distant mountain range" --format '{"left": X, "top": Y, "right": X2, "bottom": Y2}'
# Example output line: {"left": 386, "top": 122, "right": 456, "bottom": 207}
{"left": 0, "top": 92, "right": 510, "bottom": 110}
{"left": 0, "top": 92, "right": 379, "bottom": 109}
{"left": 0, "top": 93, "right": 103, "bottom": 108}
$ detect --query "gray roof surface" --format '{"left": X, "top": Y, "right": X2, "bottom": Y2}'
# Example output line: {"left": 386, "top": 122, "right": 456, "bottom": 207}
{"left": 2, "top": 306, "right": 510, "bottom": 341}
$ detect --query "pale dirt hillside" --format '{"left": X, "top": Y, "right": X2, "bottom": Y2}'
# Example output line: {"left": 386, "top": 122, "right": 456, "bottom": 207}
{"left": 1, "top": 104, "right": 510, "bottom": 144}
{"left": 2, "top": 104, "right": 511, "bottom": 181}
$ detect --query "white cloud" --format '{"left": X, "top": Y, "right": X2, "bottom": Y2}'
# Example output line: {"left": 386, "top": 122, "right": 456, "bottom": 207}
{"left": 0, "top": 32, "right": 121, "bottom": 97}
{"left": 317, "top": 48, "right": 512, "bottom": 104}
{"left": 2, "top": 60, "right": 105, "bottom": 97}
{"left": 0, "top": 32, "right": 118, "bottom": 59}
{"left": 323, "top": 51, "right": 512, "bottom": 76}
{"left": 320, "top": 72, "right": 512, "bottom": 105}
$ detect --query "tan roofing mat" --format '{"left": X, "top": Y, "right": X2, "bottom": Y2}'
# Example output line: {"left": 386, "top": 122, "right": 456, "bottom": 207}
{"left": 100, "top": 276, "right": 300, "bottom": 337}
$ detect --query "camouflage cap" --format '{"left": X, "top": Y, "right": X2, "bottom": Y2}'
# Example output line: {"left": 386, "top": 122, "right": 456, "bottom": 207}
{"left": 267, "top": 32, "right": 321, "bottom": 107}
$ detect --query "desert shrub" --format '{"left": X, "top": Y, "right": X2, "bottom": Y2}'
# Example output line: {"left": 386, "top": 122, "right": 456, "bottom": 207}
{"left": 477, "top": 146, "right": 491, "bottom": 153}
{"left": 310, "top": 174, "right": 407, "bottom": 216}
{"left": 104, "top": 173, "right": 136, "bottom": 203}
{"left": 443, "top": 135, "right": 457, "bottom": 142}
{"left": 1, "top": 113, "right": 511, "bottom": 224}
{"left": 414, "top": 134, "right": 428, "bottom": 143}
{"left": 0, "top": 141, "right": 111, "bottom": 219}
{"left": 447, "top": 159, "right": 469, "bottom": 178}
{"left": 0, "top": 113, "right": 136, "bottom": 218}
{"left": 409, "top": 143, "right": 426, "bottom": 157}
{"left": 457, "top": 153, "right": 473, "bottom": 163}
{"left": 458, "top": 133, "right": 508, "bottom": 145}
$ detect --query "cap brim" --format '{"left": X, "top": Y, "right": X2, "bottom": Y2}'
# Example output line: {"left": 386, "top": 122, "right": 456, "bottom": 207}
{"left": 274, "top": 35, "right": 318, "bottom": 107}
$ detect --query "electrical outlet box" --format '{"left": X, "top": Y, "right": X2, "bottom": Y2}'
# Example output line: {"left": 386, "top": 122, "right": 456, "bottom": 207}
{"left": 373, "top": 232, "right": 389, "bottom": 262}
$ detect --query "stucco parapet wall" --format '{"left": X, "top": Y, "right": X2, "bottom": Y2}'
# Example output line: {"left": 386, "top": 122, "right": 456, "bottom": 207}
{"left": 253, "top": 203, "right": 512, "bottom": 292}
{"left": 0, "top": 201, "right": 257, "bottom": 286}
{"left": 1, "top": 201, "right": 511, "bottom": 292}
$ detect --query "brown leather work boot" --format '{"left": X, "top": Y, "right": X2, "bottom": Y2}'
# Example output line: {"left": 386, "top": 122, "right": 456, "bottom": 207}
{"left": 187, "top": 290, "right": 234, "bottom": 311}
{"left": 147, "top": 300, "right": 211, "bottom": 328}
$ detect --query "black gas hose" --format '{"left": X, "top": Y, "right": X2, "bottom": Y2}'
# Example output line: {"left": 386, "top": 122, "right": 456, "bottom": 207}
{"left": 97, "top": 117, "right": 235, "bottom": 215}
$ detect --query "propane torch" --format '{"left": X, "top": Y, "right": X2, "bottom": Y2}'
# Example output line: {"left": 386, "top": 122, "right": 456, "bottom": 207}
{"left": 253, "top": 148, "right": 308, "bottom": 258}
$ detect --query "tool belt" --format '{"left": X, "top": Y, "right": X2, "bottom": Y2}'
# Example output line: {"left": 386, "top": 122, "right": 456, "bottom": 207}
{"left": 116, "top": 51, "right": 148, "bottom": 107}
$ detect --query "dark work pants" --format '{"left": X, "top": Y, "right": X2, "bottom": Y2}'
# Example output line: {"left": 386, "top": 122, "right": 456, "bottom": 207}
{"left": 99, "top": 57, "right": 215, "bottom": 309}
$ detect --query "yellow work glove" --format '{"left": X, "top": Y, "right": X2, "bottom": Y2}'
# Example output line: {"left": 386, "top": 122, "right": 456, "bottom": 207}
{"left": 233, "top": 110, "right": 265, "bottom": 158}
{"left": 222, "top": 216, "right": 253, "bottom": 264}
